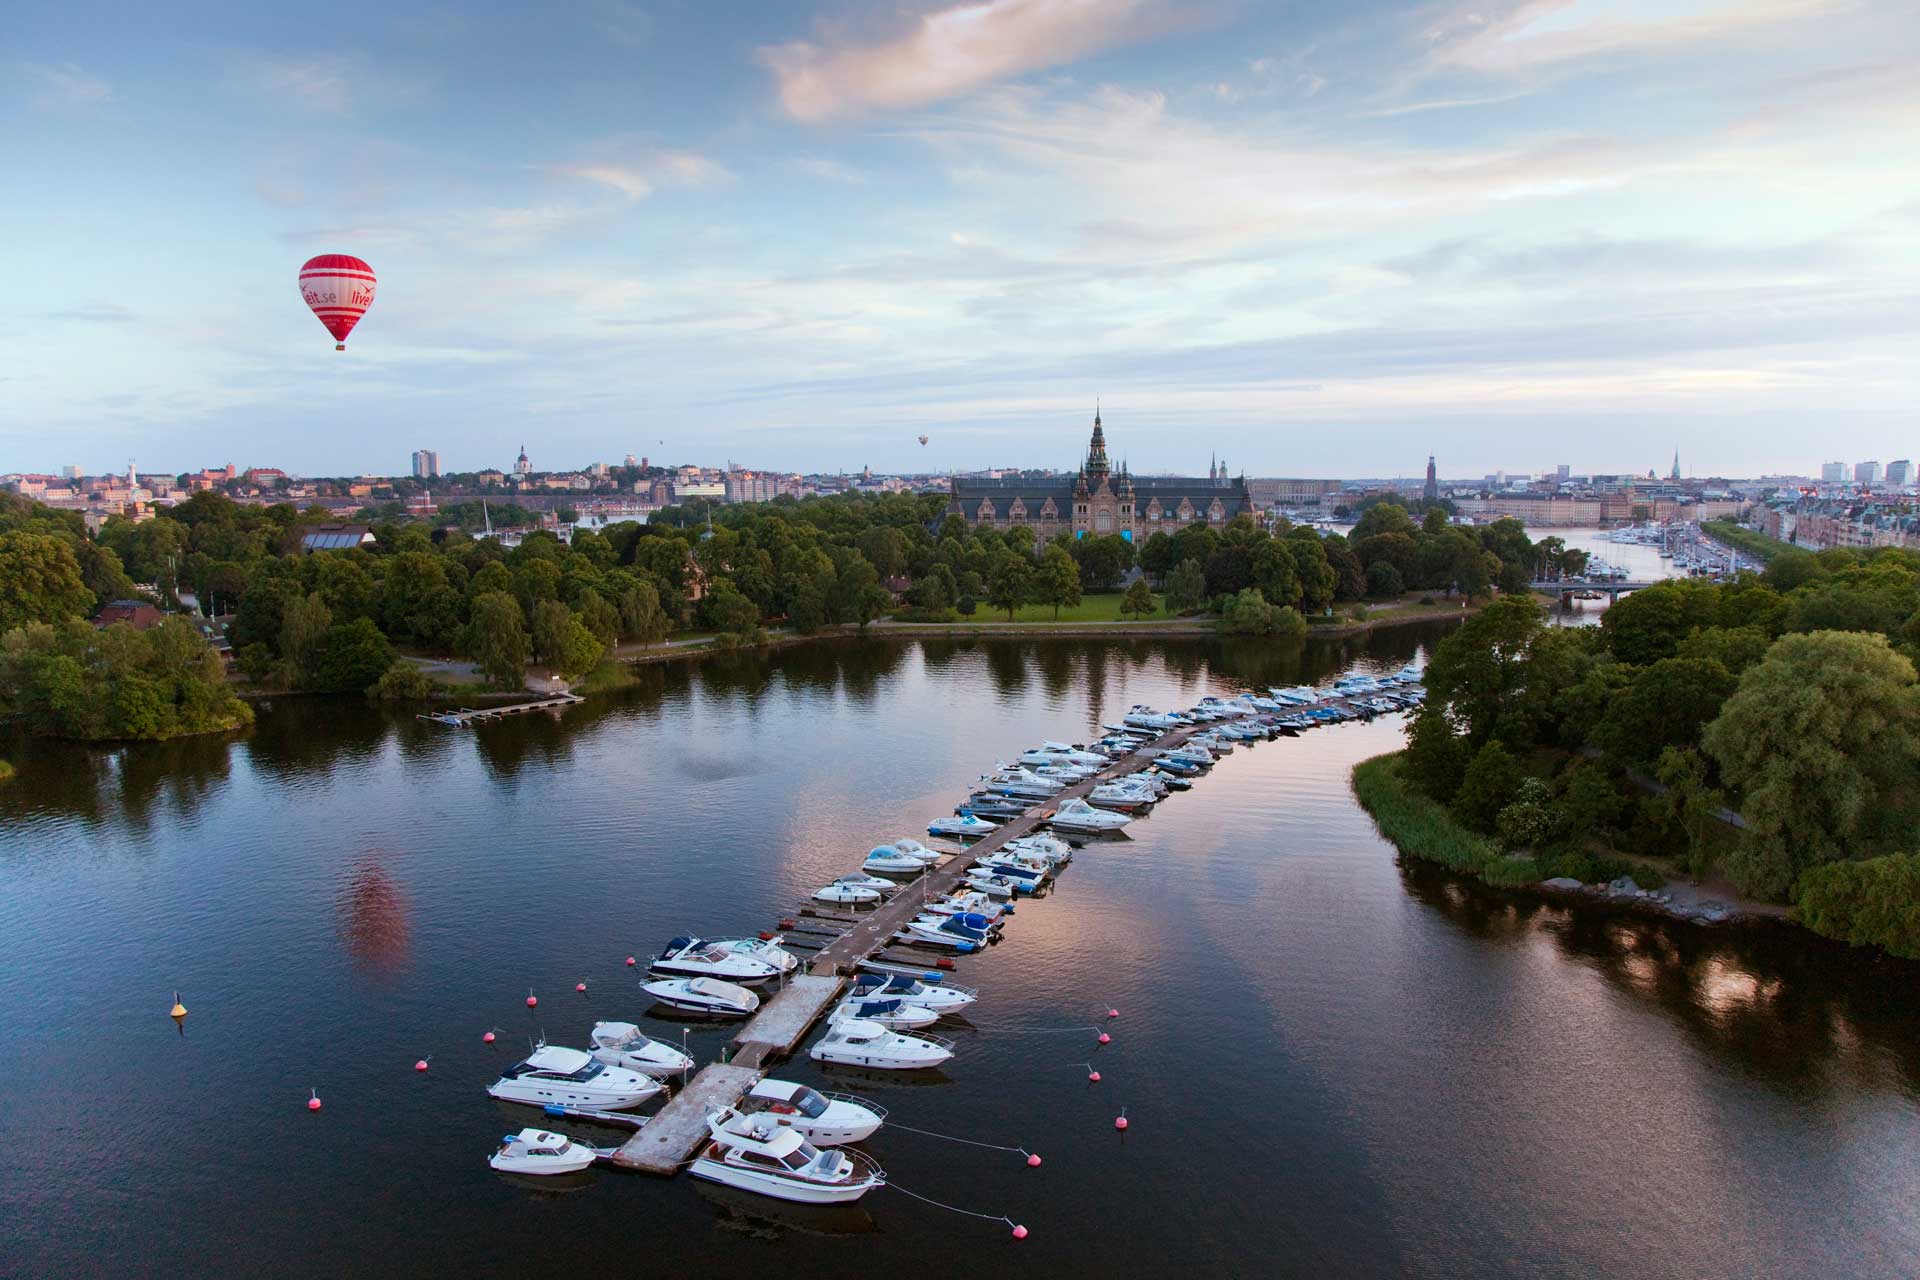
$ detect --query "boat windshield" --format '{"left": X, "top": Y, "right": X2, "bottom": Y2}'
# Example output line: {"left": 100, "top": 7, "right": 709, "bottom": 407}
{"left": 792, "top": 1087, "right": 828, "bottom": 1118}
{"left": 564, "top": 1060, "right": 605, "bottom": 1083}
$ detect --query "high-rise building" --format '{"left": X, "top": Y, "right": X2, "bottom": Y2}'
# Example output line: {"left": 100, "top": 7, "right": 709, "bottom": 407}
{"left": 1821, "top": 461, "right": 1846, "bottom": 483}
{"left": 61, "top": 464, "right": 80, "bottom": 479}
{"left": 1555, "top": 464, "right": 1570, "bottom": 482}
{"left": 1855, "top": 460, "right": 1882, "bottom": 484}
{"left": 623, "top": 453, "right": 637, "bottom": 468}
{"left": 411, "top": 449, "right": 440, "bottom": 479}
{"left": 1887, "top": 459, "right": 1914, "bottom": 485}
{"left": 1424, "top": 455, "right": 1438, "bottom": 502}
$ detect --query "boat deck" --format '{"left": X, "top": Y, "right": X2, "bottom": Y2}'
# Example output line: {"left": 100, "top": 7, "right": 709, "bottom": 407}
{"left": 606, "top": 1063, "right": 762, "bottom": 1174}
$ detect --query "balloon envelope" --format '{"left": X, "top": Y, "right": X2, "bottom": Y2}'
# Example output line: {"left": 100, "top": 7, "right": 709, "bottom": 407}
{"left": 299, "top": 254, "right": 376, "bottom": 349}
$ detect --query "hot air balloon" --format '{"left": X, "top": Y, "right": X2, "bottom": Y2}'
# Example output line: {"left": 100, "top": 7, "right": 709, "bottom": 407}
{"left": 918, "top": 435, "right": 929, "bottom": 446}
{"left": 299, "top": 254, "right": 376, "bottom": 351}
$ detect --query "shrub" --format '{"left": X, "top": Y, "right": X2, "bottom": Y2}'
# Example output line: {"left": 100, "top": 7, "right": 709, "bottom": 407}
{"left": 1452, "top": 740, "right": 1524, "bottom": 834}
{"left": 369, "top": 661, "right": 436, "bottom": 701}
{"left": 1495, "top": 778, "right": 1565, "bottom": 850}
{"left": 957, "top": 595, "right": 977, "bottom": 616}
{"left": 1793, "top": 854, "right": 1920, "bottom": 959}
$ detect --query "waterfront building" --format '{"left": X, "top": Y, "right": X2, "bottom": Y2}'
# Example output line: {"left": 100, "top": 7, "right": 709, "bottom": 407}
{"left": 946, "top": 411, "right": 1251, "bottom": 540}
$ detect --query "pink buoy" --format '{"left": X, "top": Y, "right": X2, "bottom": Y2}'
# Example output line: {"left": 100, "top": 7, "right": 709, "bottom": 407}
{"left": 1107, "top": 1008, "right": 1119, "bottom": 1019}
{"left": 526, "top": 992, "right": 538, "bottom": 1008}
{"left": 1088, "top": 1070, "right": 1101, "bottom": 1083}
{"left": 483, "top": 1031, "right": 496, "bottom": 1044}
{"left": 625, "top": 956, "right": 636, "bottom": 967}
{"left": 414, "top": 1059, "right": 429, "bottom": 1072}
{"left": 576, "top": 982, "right": 587, "bottom": 992}
{"left": 1026, "top": 1153, "right": 1042, "bottom": 1167}
{"left": 307, "top": 1090, "right": 322, "bottom": 1112}
{"left": 1011, "top": 1225, "right": 1028, "bottom": 1240}
{"left": 1097, "top": 1032, "right": 1111, "bottom": 1045}
{"left": 1115, "top": 1114, "right": 1129, "bottom": 1131}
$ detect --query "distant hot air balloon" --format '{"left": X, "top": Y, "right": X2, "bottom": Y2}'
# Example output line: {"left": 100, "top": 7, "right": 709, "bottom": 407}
{"left": 299, "top": 254, "right": 376, "bottom": 351}
{"left": 918, "top": 435, "right": 929, "bottom": 447}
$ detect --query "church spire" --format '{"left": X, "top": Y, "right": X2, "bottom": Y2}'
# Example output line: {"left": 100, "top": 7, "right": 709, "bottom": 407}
{"left": 1085, "top": 406, "right": 1110, "bottom": 481}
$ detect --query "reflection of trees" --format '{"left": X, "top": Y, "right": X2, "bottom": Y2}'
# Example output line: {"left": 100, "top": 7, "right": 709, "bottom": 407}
{"left": 1399, "top": 860, "right": 1920, "bottom": 1095}
{"left": 984, "top": 642, "right": 1029, "bottom": 701}
{"left": 834, "top": 639, "right": 907, "bottom": 706}
{"left": 113, "top": 731, "right": 235, "bottom": 833}
{"left": 696, "top": 647, "right": 778, "bottom": 701}
{"left": 245, "top": 697, "right": 390, "bottom": 781}
{"left": 1033, "top": 643, "right": 1076, "bottom": 701}
{"left": 471, "top": 706, "right": 576, "bottom": 779}
{"left": 0, "top": 726, "right": 236, "bottom": 833}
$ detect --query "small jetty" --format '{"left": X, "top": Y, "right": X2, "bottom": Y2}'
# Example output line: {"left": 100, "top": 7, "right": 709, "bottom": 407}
{"left": 605, "top": 722, "right": 1195, "bottom": 1175}
{"left": 418, "top": 692, "right": 584, "bottom": 727}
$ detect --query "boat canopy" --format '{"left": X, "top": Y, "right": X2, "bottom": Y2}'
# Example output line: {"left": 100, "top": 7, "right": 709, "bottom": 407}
{"left": 687, "top": 977, "right": 752, "bottom": 1003}
{"left": 593, "top": 1021, "right": 642, "bottom": 1044}
{"left": 524, "top": 1045, "right": 594, "bottom": 1074}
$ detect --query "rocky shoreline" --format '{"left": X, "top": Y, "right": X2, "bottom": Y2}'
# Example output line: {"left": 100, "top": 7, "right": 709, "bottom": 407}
{"left": 1534, "top": 874, "right": 1779, "bottom": 926}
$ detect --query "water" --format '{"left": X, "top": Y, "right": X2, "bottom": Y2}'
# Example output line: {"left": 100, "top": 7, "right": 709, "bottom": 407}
{"left": 4, "top": 632, "right": 1917, "bottom": 1279}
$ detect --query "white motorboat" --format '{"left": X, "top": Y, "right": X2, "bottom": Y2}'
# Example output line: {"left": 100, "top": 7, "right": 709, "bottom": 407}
{"left": 829, "top": 871, "right": 900, "bottom": 895}
{"left": 1049, "top": 796, "right": 1132, "bottom": 833}
{"left": 486, "top": 1044, "right": 664, "bottom": 1110}
{"left": 973, "top": 851, "right": 1051, "bottom": 886}
{"left": 1036, "top": 742, "right": 1109, "bottom": 765}
{"left": 815, "top": 879, "right": 883, "bottom": 905}
{"left": 811, "top": 1018, "right": 956, "bottom": 1071}
{"left": 1089, "top": 781, "right": 1157, "bottom": 811}
{"left": 642, "top": 976, "right": 762, "bottom": 1018}
{"left": 716, "top": 935, "right": 800, "bottom": 975}
{"left": 652, "top": 936, "right": 782, "bottom": 985}
{"left": 964, "top": 870, "right": 1019, "bottom": 898}
{"left": 691, "top": 1106, "right": 887, "bottom": 1204}
{"left": 982, "top": 767, "right": 1065, "bottom": 798}
{"left": 901, "top": 912, "right": 994, "bottom": 951}
{"left": 920, "top": 890, "right": 1012, "bottom": 922}
{"left": 489, "top": 1127, "right": 601, "bottom": 1175}
{"left": 928, "top": 812, "right": 999, "bottom": 839}
{"left": 831, "top": 993, "right": 942, "bottom": 1030}
{"left": 1003, "top": 833, "right": 1074, "bottom": 864}
{"left": 880, "top": 838, "right": 943, "bottom": 863}
{"left": 589, "top": 1020, "right": 695, "bottom": 1075}
{"left": 849, "top": 971, "right": 977, "bottom": 1012}
{"left": 863, "top": 846, "right": 928, "bottom": 874}
{"left": 737, "top": 1079, "right": 887, "bottom": 1147}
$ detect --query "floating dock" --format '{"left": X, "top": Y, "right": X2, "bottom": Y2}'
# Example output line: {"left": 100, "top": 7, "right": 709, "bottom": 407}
{"left": 602, "top": 723, "right": 1194, "bottom": 1176}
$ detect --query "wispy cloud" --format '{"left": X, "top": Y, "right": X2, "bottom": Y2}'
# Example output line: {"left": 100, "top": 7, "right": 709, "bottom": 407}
{"left": 232, "top": 53, "right": 430, "bottom": 114}
{"left": 1421, "top": 0, "right": 1853, "bottom": 76}
{"left": 758, "top": 0, "right": 1188, "bottom": 123}
{"left": 25, "top": 62, "right": 112, "bottom": 113}
{"left": 555, "top": 149, "right": 730, "bottom": 200}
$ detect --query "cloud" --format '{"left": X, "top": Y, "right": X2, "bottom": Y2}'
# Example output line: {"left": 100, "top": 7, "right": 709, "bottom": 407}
{"left": 1421, "top": 0, "right": 1853, "bottom": 77}
{"left": 555, "top": 149, "right": 730, "bottom": 200}
{"left": 758, "top": 0, "right": 1185, "bottom": 122}
{"left": 26, "top": 62, "right": 112, "bottom": 112}
{"left": 44, "top": 304, "right": 135, "bottom": 325}
{"left": 233, "top": 54, "right": 430, "bottom": 114}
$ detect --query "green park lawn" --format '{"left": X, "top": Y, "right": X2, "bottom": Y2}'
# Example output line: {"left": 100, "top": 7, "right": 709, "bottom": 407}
{"left": 948, "top": 591, "right": 1189, "bottom": 624}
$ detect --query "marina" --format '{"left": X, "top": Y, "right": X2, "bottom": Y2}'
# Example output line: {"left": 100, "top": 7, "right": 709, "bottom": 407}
{"left": 9, "top": 634, "right": 1918, "bottom": 1276}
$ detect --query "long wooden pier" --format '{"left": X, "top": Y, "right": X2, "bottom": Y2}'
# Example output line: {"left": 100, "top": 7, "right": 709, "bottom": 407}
{"left": 417, "top": 692, "right": 584, "bottom": 727}
{"left": 606, "top": 722, "right": 1191, "bottom": 1174}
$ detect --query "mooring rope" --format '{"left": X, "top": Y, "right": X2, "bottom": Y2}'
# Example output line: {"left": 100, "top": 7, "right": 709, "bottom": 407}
{"left": 882, "top": 1120, "right": 1034, "bottom": 1156}
{"left": 887, "top": 1179, "right": 1020, "bottom": 1227}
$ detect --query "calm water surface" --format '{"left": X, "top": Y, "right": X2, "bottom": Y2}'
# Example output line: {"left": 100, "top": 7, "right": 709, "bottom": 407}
{"left": 4, "top": 631, "right": 1918, "bottom": 1278}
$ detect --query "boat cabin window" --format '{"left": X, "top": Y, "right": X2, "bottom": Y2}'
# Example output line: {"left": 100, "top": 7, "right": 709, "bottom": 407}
{"left": 794, "top": 1088, "right": 828, "bottom": 1118}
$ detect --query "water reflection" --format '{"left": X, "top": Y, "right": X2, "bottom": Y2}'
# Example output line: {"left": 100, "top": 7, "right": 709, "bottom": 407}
{"left": 337, "top": 853, "right": 413, "bottom": 976}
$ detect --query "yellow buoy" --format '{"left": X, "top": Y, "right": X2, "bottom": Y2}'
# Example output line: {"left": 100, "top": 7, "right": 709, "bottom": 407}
{"left": 170, "top": 992, "right": 187, "bottom": 1019}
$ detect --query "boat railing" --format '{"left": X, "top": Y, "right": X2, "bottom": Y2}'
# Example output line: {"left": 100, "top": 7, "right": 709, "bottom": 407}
{"left": 819, "top": 1090, "right": 889, "bottom": 1120}
{"left": 843, "top": 1146, "right": 888, "bottom": 1183}
{"left": 909, "top": 1031, "right": 957, "bottom": 1051}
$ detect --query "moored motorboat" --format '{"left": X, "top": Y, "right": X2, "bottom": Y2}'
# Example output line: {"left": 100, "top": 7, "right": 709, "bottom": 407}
{"left": 964, "top": 870, "right": 1020, "bottom": 898}
{"left": 489, "top": 1128, "right": 602, "bottom": 1175}
{"left": 815, "top": 879, "right": 883, "bottom": 905}
{"left": 928, "top": 812, "right": 999, "bottom": 839}
{"left": 830, "top": 993, "right": 942, "bottom": 1030}
{"left": 651, "top": 936, "right": 782, "bottom": 985}
{"left": 849, "top": 971, "right": 978, "bottom": 1012}
{"left": 590, "top": 1020, "right": 695, "bottom": 1075}
{"left": 810, "top": 1018, "right": 956, "bottom": 1070}
{"left": 901, "top": 912, "right": 994, "bottom": 951}
{"left": 716, "top": 934, "right": 800, "bottom": 975}
{"left": 863, "top": 845, "right": 928, "bottom": 874}
{"left": 486, "top": 1044, "right": 664, "bottom": 1110}
{"left": 737, "top": 1079, "right": 887, "bottom": 1146}
{"left": 690, "top": 1106, "right": 887, "bottom": 1204}
{"left": 1048, "top": 796, "right": 1132, "bottom": 833}
{"left": 641, "top": 976, "right": 761, "bottom": 1018}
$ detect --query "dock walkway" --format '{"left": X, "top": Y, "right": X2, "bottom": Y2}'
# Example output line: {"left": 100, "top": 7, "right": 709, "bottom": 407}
{"left": 607, "top": 1063, "right": 762, "bottom": 1174}
{"left": 417, "top": 692, "right": 584, "bottom": 727}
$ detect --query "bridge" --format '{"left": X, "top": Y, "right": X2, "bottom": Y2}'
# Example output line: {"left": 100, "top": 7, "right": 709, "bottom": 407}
{"left": 1531, "top": 579, "right": 1663, "bottom": 598}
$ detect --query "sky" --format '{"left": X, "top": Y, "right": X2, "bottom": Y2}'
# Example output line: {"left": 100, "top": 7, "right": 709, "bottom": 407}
{"left": 6, "top": 0, "right": 1919, "bottom": 479}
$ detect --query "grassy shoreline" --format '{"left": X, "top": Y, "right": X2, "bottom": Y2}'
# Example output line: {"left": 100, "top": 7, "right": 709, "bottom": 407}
{"left": 1702, "top": 518, "right": 1793, "bottom": 563}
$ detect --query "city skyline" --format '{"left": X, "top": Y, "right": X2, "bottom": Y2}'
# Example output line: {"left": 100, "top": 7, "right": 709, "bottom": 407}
{"left": 9, "top": 0, "right": 1919, "bottom": 474}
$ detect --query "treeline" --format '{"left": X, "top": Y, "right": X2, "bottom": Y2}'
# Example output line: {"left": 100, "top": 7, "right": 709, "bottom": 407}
{"left": 1702, "top": 518, "right": 1790, "bottom": 563}
{"left": 1398, "top": 544, "right": 1920, "bottom": 957}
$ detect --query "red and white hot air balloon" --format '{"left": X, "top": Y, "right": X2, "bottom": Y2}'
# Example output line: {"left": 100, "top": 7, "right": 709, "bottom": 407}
{"left": 298, "top": 254, "right": 377, "bottom": 351}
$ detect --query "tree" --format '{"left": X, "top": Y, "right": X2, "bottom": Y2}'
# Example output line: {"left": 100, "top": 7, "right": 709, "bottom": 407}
{"left": 1593, "top": 657, "right": 1736, "bottom": 767}
{"left": 550, "top": 616, "right": 604, "bottom": 679}
{"left": 1421, "top": 596, "right": 1544, "bottom": 744}
{"left": 1703, "top": 631, "right": 1920, "bottom": 897}
{"left": 531, "top": 599, "right": 575, "bottom": 665}
{"left": 988, "top": 552, "right": 1032, "bottom": 621}
{"left": 1402, "top": 707, "right": 1469, "bottom": 801}
{"left": 0, "top": 532, "right": 95, "bottom": 629}
{"left": 1139, "top": 531, "right": 1176, "bottom": 582}
{"left": 371, "top": 661, "right": 436, "bottom": 701}
{"left": 1453, "top": 741, "right": 1525, "bottom": 834}
{"left": 1793, "top": 854, "right": 1920, "bottom": 959}
{"left": 1120, "top": 578, "right": 1156, "bottom": 620}
{"left": 280, "top": 592, "right": 334, "bottom": 681}
{"left": 1036, "top": 546, "right": 1083, "bottom": 619}
{"left": 313, "top": 618, "right": 396, "bottom": 693}
{"left": 1351, "top": 502, "right": 1415, "bottom": 540}
{"left": 1653, "top": 746, "right": 1724, "bottom": 880}
{"left": 828, "top": 552, "right": 891, "bottom": 629}
{"left": 1364, "top": 560, "right": 1405, "bottom": 600}
{"left": 616, "top": 578, "right": 670, "bottom": 645}
{"left": 1077, "top": 534, "right": 1132, "bottom": 590}
{"left": 574, "top": 587, "right": 620, "bottom": 646}
{"left": 466, "top": 591, "right": 528, "bottom": 690}
{"left": 1602, "top": 579, "right": 1717, "bottom": 665}
{"left": 1165, "top": 558, "right": 1207, "bottom": 613}
{"left": 915, "top": 563, "right": 958, "bottom": 613}
{"left": 704, "top": 582, "right": 762, "bottom": 640}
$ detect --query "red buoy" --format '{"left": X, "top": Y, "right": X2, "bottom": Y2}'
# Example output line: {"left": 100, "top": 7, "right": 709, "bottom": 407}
{"left": 1088, "top": 1070, "right": 1101, "bottom": 1083}
{"left": 307, "top": 1090, "right": 322, "bottom": 1112}
{"left": 1107, "top": 1008, "right": 1120, "bottom": 1019}
{"left": 526, "top": 992, "right": 538, "bottom": 1008}
{"left": 1098, "top": 1032, "right": 1111, "bottom": 1045}
{"left": 414, "top": 1059, "right": 429, "bottom": 1072}
{"left": 483, "top": 1030, "right": 496, "bottom": 1044}
{"left": 1012, "top": 1225, "right": 1028, "bottom": 1240}
{"left": 1115, "top": 1113, "right": 1129, "bottom": 1131}
{"left": 625, "top": 956, "right": 636, "bottom": 966}
{"left": 1026, "top": 1153, "right": 1042, "bottom": 1167}
{"left": 576, "top": 982, "right": 587, "bottom": 992}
